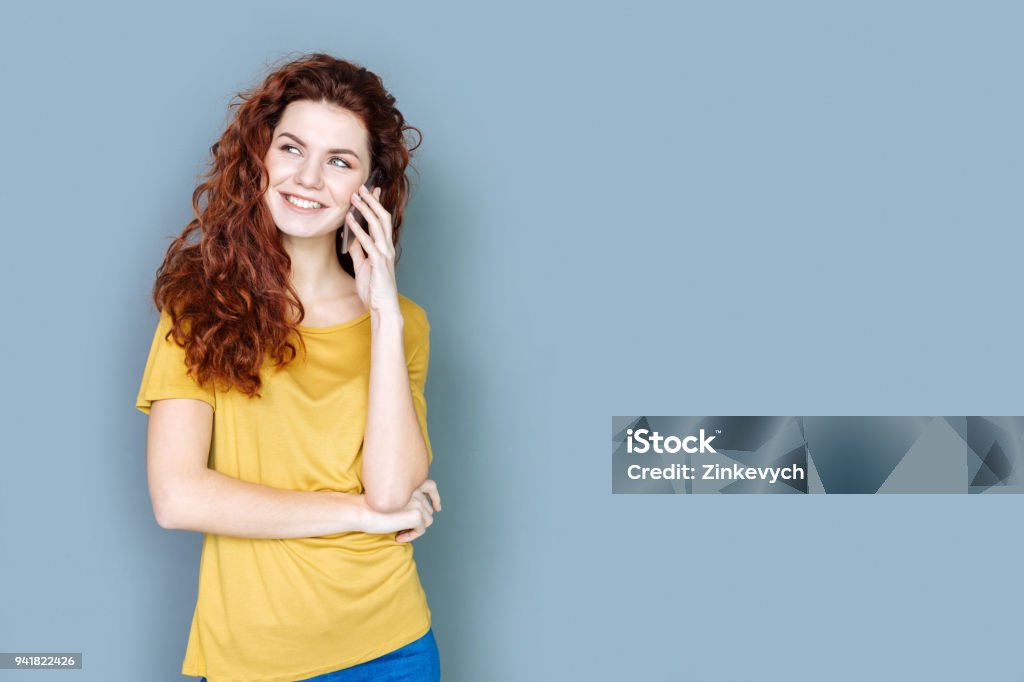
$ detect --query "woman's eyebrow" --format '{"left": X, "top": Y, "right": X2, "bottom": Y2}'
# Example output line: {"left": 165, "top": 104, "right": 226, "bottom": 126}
{"left": 276, "top": 132, "right": 361, "bottom": 160}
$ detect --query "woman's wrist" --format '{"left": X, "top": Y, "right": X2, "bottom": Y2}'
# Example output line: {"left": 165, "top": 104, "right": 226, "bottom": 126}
{"left": 370, "top": 304, "right": 404, "bottom": 330}
{"left": 351, "top": 493, "right": 375, "bottom": 532}
{"left": 327, "top": 491, "right": 375, "bottom": 533}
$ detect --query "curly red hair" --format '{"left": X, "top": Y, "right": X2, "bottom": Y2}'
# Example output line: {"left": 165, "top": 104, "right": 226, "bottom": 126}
{"left": 150, "top": 53, "right": 423, "bottom": 399}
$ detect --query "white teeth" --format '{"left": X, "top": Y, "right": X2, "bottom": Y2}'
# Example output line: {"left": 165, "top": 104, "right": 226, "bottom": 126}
{"left": 285, "top": 194, "right": 322, "bottom": 209}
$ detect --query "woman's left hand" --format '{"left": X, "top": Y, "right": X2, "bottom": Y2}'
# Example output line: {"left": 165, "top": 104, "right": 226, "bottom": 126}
{"left": 346, "top": 184, "right": 401, "bottom": 316}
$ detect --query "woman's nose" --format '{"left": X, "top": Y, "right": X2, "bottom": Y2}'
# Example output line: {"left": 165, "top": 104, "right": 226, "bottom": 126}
{"left": 296, "top": 159, "right": 322, "bottom": 188}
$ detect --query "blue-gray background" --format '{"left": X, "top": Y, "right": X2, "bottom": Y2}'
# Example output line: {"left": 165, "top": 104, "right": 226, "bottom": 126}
{"left": 1, "top": 1, "right": 1021, "bottom": 680}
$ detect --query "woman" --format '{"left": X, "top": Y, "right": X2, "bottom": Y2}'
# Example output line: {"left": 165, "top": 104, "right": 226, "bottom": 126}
{"left": 135, "top": 53, "right": 442, "bottom": 682}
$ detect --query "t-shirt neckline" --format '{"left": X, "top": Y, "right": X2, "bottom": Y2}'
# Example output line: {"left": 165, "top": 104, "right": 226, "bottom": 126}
{"left": 296, "top": 310, "right": 372, "bottom": 334}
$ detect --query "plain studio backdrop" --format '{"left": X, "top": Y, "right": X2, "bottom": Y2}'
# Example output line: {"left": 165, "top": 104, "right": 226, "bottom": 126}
{"left": 1, "top": 1, "right": 1022, "bottom": 680}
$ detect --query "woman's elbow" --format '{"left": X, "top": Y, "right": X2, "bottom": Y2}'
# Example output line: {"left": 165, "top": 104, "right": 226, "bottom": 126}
{"left": 364, "top": 493, "right": 401, "bottom": 514}
{"left": 364, "top": 485, "right": 414, "bottom": 514}
{"left": 149, "top": 477, "right": 195, "bottom": 530}
{"left": 152, "top": 497, "right": 180, "bottom": 529}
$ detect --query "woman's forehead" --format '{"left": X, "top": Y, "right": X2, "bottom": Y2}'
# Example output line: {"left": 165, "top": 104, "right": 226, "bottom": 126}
{"left": 275, "top": 100, "right": 369, "bottom": 153}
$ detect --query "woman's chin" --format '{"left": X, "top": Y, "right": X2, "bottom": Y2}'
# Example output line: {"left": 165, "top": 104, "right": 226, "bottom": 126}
{"left": 276, "top": 222, "right": 338, "bottom": 240}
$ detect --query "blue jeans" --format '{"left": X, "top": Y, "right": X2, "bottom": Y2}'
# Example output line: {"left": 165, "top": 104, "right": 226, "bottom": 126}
{"left": 200, "top": 628, "right": 440, "bottom": 682}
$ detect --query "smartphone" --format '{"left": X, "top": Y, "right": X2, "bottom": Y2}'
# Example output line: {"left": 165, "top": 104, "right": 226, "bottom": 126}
{"left": 341, "top": 168, "right": 382, "bottom": 255}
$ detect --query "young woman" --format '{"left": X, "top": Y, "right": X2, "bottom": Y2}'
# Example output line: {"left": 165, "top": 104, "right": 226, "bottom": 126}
{"left": 135, "top": 53, "right": 442, "bottom": 682}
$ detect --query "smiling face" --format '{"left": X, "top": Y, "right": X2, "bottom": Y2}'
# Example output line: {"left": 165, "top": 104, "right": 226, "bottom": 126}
{"left": 262, "top": 99, "right": 372, "bottom": 240}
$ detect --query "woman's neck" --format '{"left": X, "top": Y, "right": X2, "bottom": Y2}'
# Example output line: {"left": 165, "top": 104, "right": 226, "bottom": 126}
{"left": 281, "top": 231, "right": 356, "bottom": 302}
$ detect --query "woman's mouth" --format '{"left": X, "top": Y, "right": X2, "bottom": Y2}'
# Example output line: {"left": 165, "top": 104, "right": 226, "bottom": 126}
{"left": 280, "top": 192, "right": 326, "bottom": 213}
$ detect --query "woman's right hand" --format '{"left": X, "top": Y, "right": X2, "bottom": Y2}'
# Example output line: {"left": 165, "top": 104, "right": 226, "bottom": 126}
{"left": 363, "top": 479, "right": 442, "bottom": 542}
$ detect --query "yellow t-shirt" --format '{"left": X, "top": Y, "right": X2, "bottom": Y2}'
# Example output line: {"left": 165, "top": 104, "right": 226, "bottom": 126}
{"left": 135, "top": 293, "right": 434, "bottom": 682}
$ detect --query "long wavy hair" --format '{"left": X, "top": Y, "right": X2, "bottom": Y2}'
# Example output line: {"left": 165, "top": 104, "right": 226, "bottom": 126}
{"left": 151, "top": 53, "right": 423, "bottom": 399}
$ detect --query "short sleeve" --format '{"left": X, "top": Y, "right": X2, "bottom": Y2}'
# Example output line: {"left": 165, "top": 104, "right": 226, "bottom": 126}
{"left": 407, "top": 326, "right": 433, "bottom": 465}
{"left": 135, "top": 311, "right": 217, "bottom": 415}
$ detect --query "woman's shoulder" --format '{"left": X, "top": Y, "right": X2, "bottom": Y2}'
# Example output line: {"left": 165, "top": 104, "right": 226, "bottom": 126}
{"left": 397, "top": 293, "right": 430, "bottom": 349}
{"left": 398, "top": 293, "right": 430, "bottom": 329}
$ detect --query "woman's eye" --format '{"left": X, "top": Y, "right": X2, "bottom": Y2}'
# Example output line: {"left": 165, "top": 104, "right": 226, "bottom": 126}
{"left": 282, "top": 143, "right": 350, "bottom": 168}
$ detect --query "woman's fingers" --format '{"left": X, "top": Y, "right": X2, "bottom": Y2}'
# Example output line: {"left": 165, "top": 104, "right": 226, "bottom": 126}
{"left": 400, "top": 522, "right": 424, "bottom": 540}
{"left": 413, "top": 490, "right": 434, "bottom": 527}
{"left": 396, "top": 527, "right": 424, "bottom": 543}
{"left": 348, "top": 228, "right": 366, "bottom": 270}
{"left": 353, "top": 185, "right": 393, "bottom": 253}
{"left": 419, "top": 479, "right": 442, "bottom": 511}
{"left": 393, "top": 482, "right": 443, "bottom": 543}
{"left": 351, "top": 189, "right": 392, "bottom": 257}
{"left": 395, "top": 491, "right": 434, "bottom": 543}
{"left": 344, "top": 212, "right": 381, "bottom": 261}
{"left": 371, "top": 186, "right": 392, "bottom": 245}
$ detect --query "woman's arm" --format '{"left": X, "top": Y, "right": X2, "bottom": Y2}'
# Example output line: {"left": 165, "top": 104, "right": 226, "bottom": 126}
{"left": 147, "top": 398, "right": 369, "bottom": 539}
{"left": 361, "top": 310, "right": 430, "bottom": 513}
{"left": 158, "top": 469, "right": 370, "bottom": 539}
